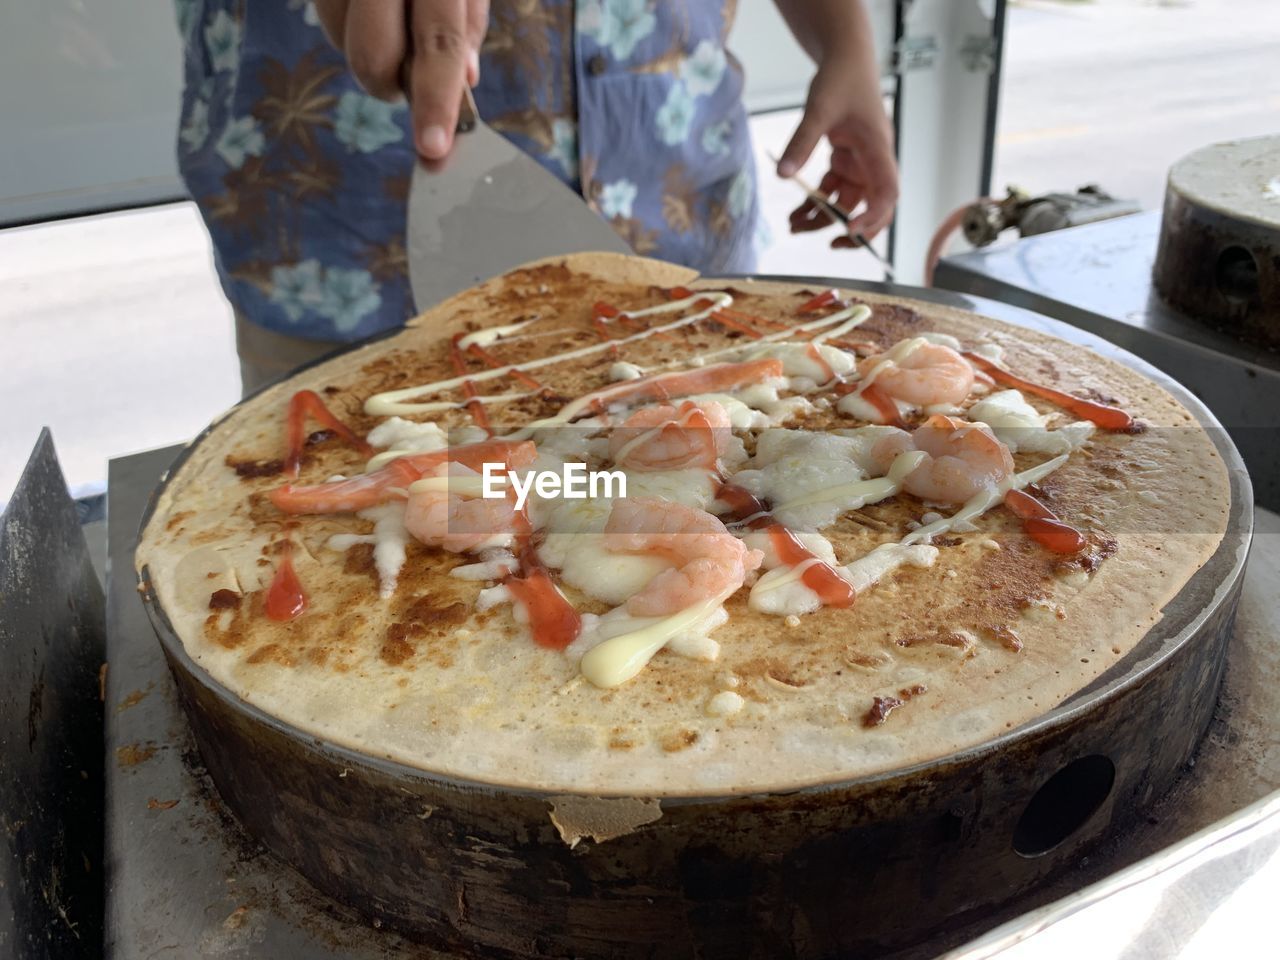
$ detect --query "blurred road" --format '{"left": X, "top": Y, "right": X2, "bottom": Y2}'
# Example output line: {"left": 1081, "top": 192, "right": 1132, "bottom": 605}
{"left": 994, "top": 0, "right": 1280, "bottom": 210}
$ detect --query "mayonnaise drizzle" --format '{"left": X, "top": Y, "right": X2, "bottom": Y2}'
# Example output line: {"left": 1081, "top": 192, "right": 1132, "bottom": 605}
{"left": 900, "top": 454, "right": 1070, "bottom": 546}
{"left": 456, "top": 317, "right": 540, "bottom": 350}
{"left": 365, "top": 293, "right": 733, "bottom": 416}
{"left": 363, "top": 390, "right": 540, "bottom": 423}
{"left": 687, "top": 304, "right": 872, "bottom": 367}
{"left": 578, "top": 596, "right": 726, "bottom": 688}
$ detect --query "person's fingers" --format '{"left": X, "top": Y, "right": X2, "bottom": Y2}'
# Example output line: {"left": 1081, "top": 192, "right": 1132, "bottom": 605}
{"left": 846, "top": 148, "right": 898, "bottom": 240}
{"left": 343, "top": 0, "right": 408, "bottom": 100}
{"left": 465, "top": 0, "right": 489, "bottom": 84}
{"left": 776, "top": 74, "right": 837, "bottom": 179}
{"left": 789, "top": 198, "right": 837, "bottom": 233}
{"left": 409, "top": 0, "right": 470, "bottom": 160}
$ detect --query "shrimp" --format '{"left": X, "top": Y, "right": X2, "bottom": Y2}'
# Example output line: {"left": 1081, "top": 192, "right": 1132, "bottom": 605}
{"left": 871, "top": 414, "right": 1014, "bottom": 504}
{"left": 269, "top": 439, "right": 536, "bottom": 514}
{"left": 604, "top": 497, "right": 763, "bottom": 616}
{"left": 609, "top": 400, "right": 733, "bottom": 472}
{"left": 859, "top": 340, "right": 974, "bottom": 406}
{"left": 403, "top": 463, "right": 519, "bottom": 554}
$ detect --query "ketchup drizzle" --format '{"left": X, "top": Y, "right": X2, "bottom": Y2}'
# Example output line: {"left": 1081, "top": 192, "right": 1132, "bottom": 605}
{"left": 1003, "top": 489, "right": 1087, "bottom": 554}
{"left": 963, "top": 352, "right": 1134, "bottom": 431}
{"left": 717, "top": 482, "right": 856, "bottom": 608}
{"left": 806, "top": 343, "right": 836, "bottom": 383}
{"left": 466, "top": 342, "right": 544, "bottom": 389}
{"left": 832, "top": 381, "right": 906, "bottom": 428}
{"left": 710, "top": 309, "right": 766, "bottom": 338}
{"left": 504, "top": 511, "right": 581, "bottom": 649}
{"left": 797, "top": 289, "right": 845, "bottom": 314}
{"left": 766, "top": 526, "right": 856, "bottom": 607}
{"left": 450, "top": 333, "right": 492, "bottom": 435}
{"left": 265, "top": 541, "right": 307, "bottom": 621}
{"left": 284, "top": 389, "right": 373, "bottom": 477}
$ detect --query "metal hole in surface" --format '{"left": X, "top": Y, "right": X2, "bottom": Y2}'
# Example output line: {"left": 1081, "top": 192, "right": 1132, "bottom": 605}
{"left": 1214, "top": 245, "right": 1261, "bottom": 305}
{"left": 1013, "top": 755, "right": 1115, "bottom": 858}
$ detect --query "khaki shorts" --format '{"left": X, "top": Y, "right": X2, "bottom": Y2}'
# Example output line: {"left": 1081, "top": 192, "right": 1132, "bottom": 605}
{"left": 234, "top": 312, "right": 341, "bottom": 397}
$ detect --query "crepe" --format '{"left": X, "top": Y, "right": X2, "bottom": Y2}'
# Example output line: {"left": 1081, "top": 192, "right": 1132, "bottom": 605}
{"left": 137, "top": 253, "right": 1230, "bottom": 796}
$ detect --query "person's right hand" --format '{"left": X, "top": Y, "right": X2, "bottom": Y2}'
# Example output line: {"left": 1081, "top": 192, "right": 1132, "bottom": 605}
{"left": 312, "top": 0, "right": 489, "bottom": 162}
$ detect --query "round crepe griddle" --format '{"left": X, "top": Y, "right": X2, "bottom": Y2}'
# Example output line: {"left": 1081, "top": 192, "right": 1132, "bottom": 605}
{"left": 137, "top": 277, "right": 1251, "bottom": 959}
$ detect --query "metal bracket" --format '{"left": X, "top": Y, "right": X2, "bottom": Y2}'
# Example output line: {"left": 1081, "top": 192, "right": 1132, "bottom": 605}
{"left": 894, "top": 35, "right": 938, "bottom": 72}
{"left": 959, "top": 34, "right": 999, "bottom": 74}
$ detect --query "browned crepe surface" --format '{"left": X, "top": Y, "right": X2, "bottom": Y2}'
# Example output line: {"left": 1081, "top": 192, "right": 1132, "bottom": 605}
{"left": 137, "top": 253, "right": 1230, "bottom": 795}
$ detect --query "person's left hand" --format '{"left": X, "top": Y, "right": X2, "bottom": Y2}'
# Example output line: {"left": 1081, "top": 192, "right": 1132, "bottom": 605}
{"left": 776, "top": 55, "right": 899, "bottom": 245}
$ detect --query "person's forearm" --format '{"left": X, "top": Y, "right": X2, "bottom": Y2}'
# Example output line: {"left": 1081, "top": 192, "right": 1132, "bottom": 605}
{"left": 772, "top": 0, "right": 878, "bottom": 71}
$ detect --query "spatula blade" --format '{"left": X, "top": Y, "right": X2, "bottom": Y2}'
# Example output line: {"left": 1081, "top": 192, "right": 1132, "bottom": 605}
{"left": 406, "top": 120, "right": 631, "bottom": 312}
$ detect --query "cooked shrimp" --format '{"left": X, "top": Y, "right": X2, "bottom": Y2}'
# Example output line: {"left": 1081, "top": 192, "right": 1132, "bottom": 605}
{"left": 269, "top": 439, "right": 536, "bottom": 514}
{"left": 609, "top": 400, "right": 733, "bottom": 472}
{"left": 403, "top": 463, "right": 519, "bottom": 554}
{"left": 604, "top": 498, "right": 763, "bottom": 616}
{"left": 871, "top": 414, "right": 1014, "bottom": 503}
{"left": 859, "top": 340, "right": 974, "bottom": 406}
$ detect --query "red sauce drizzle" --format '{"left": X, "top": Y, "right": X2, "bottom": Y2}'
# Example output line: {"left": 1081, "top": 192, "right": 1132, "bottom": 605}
{"left": 466, "top": 342, "right": 543, "bottom": 389}
{"left": 450, "top": 333, "right": 491, "bottom": 435}
{"left": 1004, "top": 489, "right": 1087, "bottom": 554}
{"left": 504, "top": 568, "right": 582, "bottom": 650}
{"left": 717, "top": 482, "right": 856, "bottom": 608}
{"left": 963, "top": 352, "right": 1134, "bottom": 430}
{"left": 806, "top": 343, "right": 836, "bottom": 383}
{"left": 265, "top": 541, "right": 307, "bottom": 621}
{"left": 710, "top": 309, "right": 765, "bottom": 338}
{"left": 715, "top": 305, "right": 789, "bottom": 332}
{"left": 766, "top": 525, "right": 856, "bottom": 607}
{"left": 284, "top": 389, "right": 373, "bottom": 477}
{"left": 833, "top": 381, "right": 906, "bottom": 428}
{"left": 502, "top": 512, "right": 582, "bottom": 650}
{"left": 797, "top": 289, "right": 845, "bottom": 314}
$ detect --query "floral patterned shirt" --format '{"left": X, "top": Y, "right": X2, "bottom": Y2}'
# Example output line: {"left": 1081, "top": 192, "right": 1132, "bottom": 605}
{"left": 174, "top": 0, "right": 761, "bottom": 343}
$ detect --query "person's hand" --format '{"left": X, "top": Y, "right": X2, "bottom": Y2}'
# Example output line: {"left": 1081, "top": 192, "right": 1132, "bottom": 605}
{"left": 777, "top": 55, "right": 898, "bottom": 244}
{"left": 312, "top": 0, "right": 489, "bottom": 162}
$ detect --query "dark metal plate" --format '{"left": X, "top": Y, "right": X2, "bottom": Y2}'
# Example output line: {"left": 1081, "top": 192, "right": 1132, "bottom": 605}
{"left": 1, "top": 430, "right": 105, "bottom": 960}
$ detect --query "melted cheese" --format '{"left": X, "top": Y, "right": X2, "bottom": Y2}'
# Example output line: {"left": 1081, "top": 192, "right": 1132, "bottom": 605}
{"left": 325, "top": 503, "right": 410, "bottom": 599}
{"left": 608, "top": 361, "right": 646, "bottom": 381}
{"left": 967, "top": 389, "right": 1095, "bottom": 454}
{"left": 365, "top": 417, "right": 449, "bottom": 471}
{"left": 749, "top": 559, "right": 833, "bottom": 616}
{"left": 740, "top": 342, "right": 856, "bottom": 383}
{"left": 706, "top": 690, "right": 745, "bottom": 717}
{"left": 733, "top": 431, "right": 923, "bottom": 530}
{"left": 842, "top": 543, "right": 939, "bottom": 592}
{"left": 450, "top": 549, "right": 516, "bottom": 581}
{"left": 537, "top": 498, "right": 671, "bottom": 606}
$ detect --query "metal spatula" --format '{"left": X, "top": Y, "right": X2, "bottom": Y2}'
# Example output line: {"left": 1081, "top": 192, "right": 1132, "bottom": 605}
{"left": 406, "top": 89, "right": 631, "bottom": 311}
